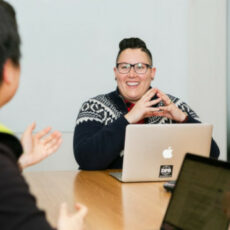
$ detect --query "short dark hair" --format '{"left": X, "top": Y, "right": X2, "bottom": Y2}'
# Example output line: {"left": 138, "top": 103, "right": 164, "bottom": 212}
{"left": 116, "top": 37, "right": 152, "bottom": 65}
{"left": 0, "top": 0, "right": 21, "bottom": 83}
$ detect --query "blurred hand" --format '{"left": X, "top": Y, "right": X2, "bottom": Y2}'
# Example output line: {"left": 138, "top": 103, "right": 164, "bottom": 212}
{"left": 124, "top": 88, "right": 161, "bottom": 123}
{"left": 152, "top": 89, "right": 188, "bottom": 122}
{"left": 18, "top": 122, "right": 62, "bottom": 169}
{"left": 57, "top": 203, "right": 87, "bottom": 230}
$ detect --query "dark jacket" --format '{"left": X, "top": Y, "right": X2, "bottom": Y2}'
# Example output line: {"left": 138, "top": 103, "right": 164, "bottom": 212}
{"left": 0, "top": 131, "right": 54, "bottom": 230}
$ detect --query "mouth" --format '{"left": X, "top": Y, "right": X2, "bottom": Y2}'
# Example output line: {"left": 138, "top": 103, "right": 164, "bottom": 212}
{"left": 126, "top": 81, "right": 140, "bottom": 87}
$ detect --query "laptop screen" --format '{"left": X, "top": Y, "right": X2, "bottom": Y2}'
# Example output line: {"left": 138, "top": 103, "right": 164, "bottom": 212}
{"left": 161, "top": 153, "right": 230, "bottom": 230}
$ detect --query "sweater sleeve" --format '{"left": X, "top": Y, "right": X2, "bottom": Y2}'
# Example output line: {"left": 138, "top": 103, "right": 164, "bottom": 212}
{"left": 74, "top": 114, "right": 129, "bottom": 170}
{"left": 0, "top": 147, "right": 54, "bottom": 230}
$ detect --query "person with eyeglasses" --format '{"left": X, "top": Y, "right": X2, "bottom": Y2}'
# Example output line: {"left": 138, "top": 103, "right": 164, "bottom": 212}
{"left": 0, "top": 1, "right": 87, "bottom": 230}
{"left": 73, "top": 37, "right": 219, "bottom": 170}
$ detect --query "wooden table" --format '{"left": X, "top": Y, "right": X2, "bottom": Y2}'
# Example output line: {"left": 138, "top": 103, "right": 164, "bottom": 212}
{"left": 24, "top": 170, "right": 171, "bottom": 230}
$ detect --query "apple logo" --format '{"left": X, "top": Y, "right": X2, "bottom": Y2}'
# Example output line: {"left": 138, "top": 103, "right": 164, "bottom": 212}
{"left": 162, "top": 146, "right": 173, "bottom": 159}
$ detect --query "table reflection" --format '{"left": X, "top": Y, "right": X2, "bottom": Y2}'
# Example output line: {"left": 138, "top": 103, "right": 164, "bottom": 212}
{"left": 74, "top": 170, "right": 170, "bottom": 230}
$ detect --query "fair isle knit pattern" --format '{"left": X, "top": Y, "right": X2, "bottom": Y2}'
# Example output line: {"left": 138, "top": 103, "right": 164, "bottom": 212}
{"left": 77, "top": 95, "right": 123, "bottom": 126}
{"left": 76, "top": 92, "right": 200, "bottom": 126}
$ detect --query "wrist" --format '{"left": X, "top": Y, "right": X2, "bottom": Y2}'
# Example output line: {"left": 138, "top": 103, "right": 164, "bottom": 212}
{"left": 179, "top": 112, "right": 188, "bottom": 123}
{"left": 124, "top": 114, "right": 132, "bottom": 124}
{"left": 18, "top": 154, "right": 28, "bottom": 170}
{"left": 18, "top": 158, "right": 24, "bottom": 171}
{"left": 125, "top": 113, "right": 140, "bottom": 124}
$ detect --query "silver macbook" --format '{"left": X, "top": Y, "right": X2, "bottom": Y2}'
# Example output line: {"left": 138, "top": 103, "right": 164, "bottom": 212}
{"left": 110, "top": 124, "right": 212, "bottom": 182}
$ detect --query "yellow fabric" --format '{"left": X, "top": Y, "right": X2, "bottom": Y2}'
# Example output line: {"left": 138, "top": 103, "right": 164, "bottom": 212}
{"left": 0, "top": 123, "right": 13, "bottom": 134}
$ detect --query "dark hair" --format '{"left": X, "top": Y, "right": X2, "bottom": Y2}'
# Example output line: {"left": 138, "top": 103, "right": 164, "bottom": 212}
{"left": 0, "top": 0, "right": 21, "bottom": 83}
{"left": 116, "top": 37, "right": 152, "bottom": 65}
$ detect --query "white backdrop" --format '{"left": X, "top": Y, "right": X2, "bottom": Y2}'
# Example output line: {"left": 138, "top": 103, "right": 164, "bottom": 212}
{"left": 1, "top": 0, "right": 188, "bottom": 132}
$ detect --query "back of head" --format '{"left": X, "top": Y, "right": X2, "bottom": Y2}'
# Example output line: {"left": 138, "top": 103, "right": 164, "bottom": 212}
{"left": 0, "top": 0, "right": 21, "bottom": 83}
{"left": 116, "top": 37, "right": 152, "bottom": 64}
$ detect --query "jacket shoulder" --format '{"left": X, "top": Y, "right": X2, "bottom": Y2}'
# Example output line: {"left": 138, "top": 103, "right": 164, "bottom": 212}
{"left": 0, "top": 133, "right": 23, "bottom": 160}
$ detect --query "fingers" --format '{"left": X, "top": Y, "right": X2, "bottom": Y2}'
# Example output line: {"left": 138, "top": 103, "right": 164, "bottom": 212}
{"left": 147, "top": 109, "right": 171, "bottom": 119}
{"left": 43, "top": 131, "right": 62, "bottom": 145}
{"left": 156, "top": 89, "right": 172, "bottom": 105}
{"left": 75, "top": 203, "right": 88, "bottom": 218}
{"left": 59, "top": 202, "right": 87, "bottom": 220}
{"left": 145, "top": 107, "right": 162, "bottom": 116}
{"left": 157, "top": 106, "right": 171, "bottom": 112}
{"left": 29, "top": 122, "right": 36, "bottom": 132}
{"left": 35, "top": 128, "right": 62, "bottom": 156}
{"left": 44, "top": 131, "right": 62, "bottom": 145}
{"left": 147, "top": 97, "right": 161, "bottom": 107}
{"left": 142, "top": 88, "right": 157, "bottom": 101}
{"left": 142, "top": 88, "right": 172, "bottom": 106}
{"left": 35, "top": 126, "right": 52, "bottom": 140}
{"left": 57, "top": 203, "right": 87, "bottom": 230}
{"left": 24, "top": 122, "right": 36, "bottom": 135}
{"left": 46, "top": 138, "right": 62, "bottom": 155}
{"left": 151, "top": 105, "right": 176, "bottom": 119}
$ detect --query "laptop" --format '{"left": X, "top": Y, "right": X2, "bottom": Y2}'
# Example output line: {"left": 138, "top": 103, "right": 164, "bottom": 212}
{"left": 161, "top": 153, "right": 230, "bottom": 230}
{"left": 110, "top": 124, "right": 212, "bottom": 182}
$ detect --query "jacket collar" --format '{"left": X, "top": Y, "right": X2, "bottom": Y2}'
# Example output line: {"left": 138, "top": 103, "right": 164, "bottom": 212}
{"left": 0, "top": 123, "right": 13, "bottom": 135}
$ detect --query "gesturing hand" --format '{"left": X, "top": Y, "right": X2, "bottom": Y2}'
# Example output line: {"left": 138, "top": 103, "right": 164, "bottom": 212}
{"left": 57, "top": 203, "right": 87, "bottom": 230}
{"left": 152, "top": 89, "right": 188, "bottom": 122}
{"left": 18, "top": 122, "right": 62, "bottom": 169}
{"left": 124, "top": 88, "right": 162, "bottom": 124}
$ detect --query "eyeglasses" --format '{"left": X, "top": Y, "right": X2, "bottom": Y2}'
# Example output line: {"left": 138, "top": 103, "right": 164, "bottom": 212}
{"left": 116, "top": 62, "right": 152, "bottom": 74}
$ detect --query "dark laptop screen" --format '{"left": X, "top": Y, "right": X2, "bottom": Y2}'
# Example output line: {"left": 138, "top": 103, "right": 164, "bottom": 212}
{"left": 161, "top": 154, "right": 230, "bottom": 230}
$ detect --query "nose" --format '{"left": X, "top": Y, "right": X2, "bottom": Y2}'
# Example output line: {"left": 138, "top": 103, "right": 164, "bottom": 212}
{"left": 128, "top": 66, "right": 136, "bottom": 77}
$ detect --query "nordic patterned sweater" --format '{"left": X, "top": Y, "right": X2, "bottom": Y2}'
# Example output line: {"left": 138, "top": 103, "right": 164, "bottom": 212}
{"left": 73, "top": 89, "right": 220, "bottom": 170}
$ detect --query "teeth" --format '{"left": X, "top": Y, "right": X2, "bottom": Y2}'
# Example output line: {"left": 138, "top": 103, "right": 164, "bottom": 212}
{"left": 127, "top": 82, "right": 139, "bottom": 86}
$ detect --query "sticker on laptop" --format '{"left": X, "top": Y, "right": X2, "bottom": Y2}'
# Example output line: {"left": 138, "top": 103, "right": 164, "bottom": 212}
{"left": 159, "top": 165, "right": 173, "bottom": 178}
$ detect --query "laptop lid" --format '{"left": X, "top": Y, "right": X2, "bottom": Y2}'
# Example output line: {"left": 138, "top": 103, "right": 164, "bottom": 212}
{"left": 161, "top": 153, "right": 230, "bottom": 230}
{"left": 121, "top": 124, "right": 212, "bottom": 182}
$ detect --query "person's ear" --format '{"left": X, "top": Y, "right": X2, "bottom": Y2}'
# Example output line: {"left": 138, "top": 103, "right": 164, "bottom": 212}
{"left": 151, "top": 67, "right": 156, "bottom": 81}
{"left": 2, "top": 59, "right": 15, "bottom": 84}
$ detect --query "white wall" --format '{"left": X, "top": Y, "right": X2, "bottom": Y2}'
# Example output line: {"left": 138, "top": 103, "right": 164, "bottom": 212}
{"left": 188, "top": 0, "right": 227, "bottom": 160}
{"left": 1, "top": 0, "right": 227, "bottom": 170}
{"left": 2, "top": 0, "right": 188, "bottom": 132}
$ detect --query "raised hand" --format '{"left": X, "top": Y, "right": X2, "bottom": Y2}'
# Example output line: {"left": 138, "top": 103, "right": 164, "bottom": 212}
{"left": 18, "top": 122, "right": 62, "bottom": 169}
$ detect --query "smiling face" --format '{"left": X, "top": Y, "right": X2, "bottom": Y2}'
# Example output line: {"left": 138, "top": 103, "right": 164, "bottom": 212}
{"left": 114, "top": 48, "right": 156, "bottom": 103}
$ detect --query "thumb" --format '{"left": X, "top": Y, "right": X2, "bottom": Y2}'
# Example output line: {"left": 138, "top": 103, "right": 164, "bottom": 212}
{"left": 21, "top": 122, "right": 36, "bottom": 141}
{"left": 25, "top": 122, "right": 36, "bottom": 135}
{"left": 29, "top": 122, "right": 36, "bottom": 133}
